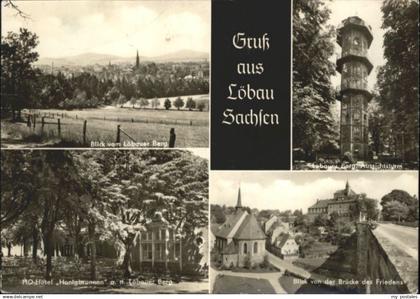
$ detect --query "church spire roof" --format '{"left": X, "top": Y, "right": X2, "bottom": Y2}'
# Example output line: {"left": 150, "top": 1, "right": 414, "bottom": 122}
{"left": 136, "top": 50, "right": 140, "bottom": 69}
{"left": 345, "top": 180, "right": 351, "bottom": 195}
{"left": 236, "top": 186, "right": 242, "bottom": 210}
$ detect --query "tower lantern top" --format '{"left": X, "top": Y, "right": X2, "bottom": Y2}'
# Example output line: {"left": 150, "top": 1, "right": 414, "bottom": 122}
{"left": 337, "top": 16, "right": 373, "bottom": 48}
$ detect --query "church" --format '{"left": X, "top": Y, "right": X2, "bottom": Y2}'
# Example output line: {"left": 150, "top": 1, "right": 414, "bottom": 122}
{"left": 307, "top": 181, "right": 368, "bottom": 222}
{"left": 213, "top": 188, "right": 266, "bottom": 268}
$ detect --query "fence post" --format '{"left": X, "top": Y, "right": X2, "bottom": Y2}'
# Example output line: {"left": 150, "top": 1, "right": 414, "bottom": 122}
{"left": 27, "top": 115, "right": 31, "bottom": 127}
{"left": 33, "top": 115, "right": 36, "bottom": 129}
{"left": 41, "top": 117, "right": 45, "bottom": 132}
{"left": 116, "top": 125, "right": 121, "bottom": 143}
{"left": 83, "top": 120, "right": 87, "bottom": 145}
{"left": 169, "top": 128, "right": 176, "bottom": 148}
{"left": 190, "top": 120, "right": 192, "bottom": 126}
{"left": 58, "top": 118, "right": 61, "bottom": 137}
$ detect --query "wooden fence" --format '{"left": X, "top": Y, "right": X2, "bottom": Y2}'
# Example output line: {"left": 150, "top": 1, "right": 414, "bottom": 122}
{"left": 22, "top": 112, "right": 176, "bottom": 147}
{"left": 24, "top": 111, "right": 205, "bottom": 126}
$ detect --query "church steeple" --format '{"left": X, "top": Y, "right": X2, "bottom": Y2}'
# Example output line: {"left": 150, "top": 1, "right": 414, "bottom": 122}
{"left": 236, "top": 186, "right": 242, "bottom": 210}
{"left": 135, "top": 50, "right": 140, "bottom": 69}
{"left": 345, "top": 180, "right": 350, "bottom": 195}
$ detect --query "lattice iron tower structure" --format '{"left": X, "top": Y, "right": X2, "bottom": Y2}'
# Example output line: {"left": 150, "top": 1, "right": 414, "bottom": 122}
{"left": 336, "top": 16, "right": 373, "bottom": 160}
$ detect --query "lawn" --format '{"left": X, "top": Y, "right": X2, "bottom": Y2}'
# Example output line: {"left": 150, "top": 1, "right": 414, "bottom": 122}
{"left": 212, "top": 275, "right": 275, "bottom": 294}
{"left": 1, "top": 105, "right": 208, "bottom": 148}
{"left": 1, "top": 256, "right": 208, "bottom": 294}
{"left": 278, "top": 274, "right": 345, "bottom": 294}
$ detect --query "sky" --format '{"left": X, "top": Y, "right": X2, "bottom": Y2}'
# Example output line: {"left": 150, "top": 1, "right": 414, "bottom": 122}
{"left": 1, "top": 0, "right": 210, "bottom": 58}
{"left": 190, "top": 148, "right": 209, "bottom": 160}
{"left": 327, "top": 0, "right": 386, "bottom": 90}
{"left": 210, "top": 172, "right": 418, "bottom": 213}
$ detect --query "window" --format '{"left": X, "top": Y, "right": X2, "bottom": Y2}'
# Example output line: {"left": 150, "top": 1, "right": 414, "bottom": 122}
{"left": 243, "top": 243, "right": 248, "bottom": 254}
{"left": 353, "top": 37, "right": 360, "bottom": 46}
{"left": 254, "top": 242, "right": 258, "bottom": 254}
{"left": 142, "top": 243, "right": 152, "bottom": 260}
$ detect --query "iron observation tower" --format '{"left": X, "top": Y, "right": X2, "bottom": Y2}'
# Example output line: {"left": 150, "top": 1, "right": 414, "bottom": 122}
{"left": 336, "top": 16, "right": 373, "bottom": 161}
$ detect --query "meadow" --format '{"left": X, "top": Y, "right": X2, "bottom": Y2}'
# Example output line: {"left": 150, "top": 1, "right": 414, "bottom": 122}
{"left": 1, "top": 98, "right": 209, "bottom": 148}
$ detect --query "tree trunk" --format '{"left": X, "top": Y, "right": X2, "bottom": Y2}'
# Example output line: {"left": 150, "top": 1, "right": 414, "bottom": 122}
{"left": 88, "top": 222, "right": 97, "bottom": 280}
{"left": 7, "top": 242, "right": 12, "bottom": 257}
{"left": 32, "top": 227, "right": 39, "bottom": 262}
{"left": 23, "top": 237, "right": 29, "bottom": 257}
{"left": 122, "top": 239, "right": 134, "bottom": 278}
{"left": 44, "top": 231, "right": 54, "bottom": 280}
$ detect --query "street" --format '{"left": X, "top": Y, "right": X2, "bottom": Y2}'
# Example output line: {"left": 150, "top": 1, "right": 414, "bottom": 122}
{"left": 375, "top": 223, "right": 418, "bottom": 260}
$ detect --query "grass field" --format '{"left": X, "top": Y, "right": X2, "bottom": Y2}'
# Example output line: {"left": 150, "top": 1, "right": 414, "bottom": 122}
{"left": 212, "top": 275, "right": 275, "bottom": 294}
{"left": 1, "top": 103, "right": 208, "bottom": 148}
{"left": 2, "top": 256, "right": 208, "bottom": 294}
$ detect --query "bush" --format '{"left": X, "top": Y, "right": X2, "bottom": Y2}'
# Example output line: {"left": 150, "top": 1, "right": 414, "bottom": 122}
{"left": 342, "top": 151, "right": 354, "bottom": 164}
{"left": 243, "top": 255, "right": 251, "bottom": 269}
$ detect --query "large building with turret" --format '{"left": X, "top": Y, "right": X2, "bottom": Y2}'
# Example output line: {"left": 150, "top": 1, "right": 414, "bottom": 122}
{"left": 336, "top": 16, "right": 373, "bottom": 161}
{"left": 307, "top": 181, "right": 369, "bottom": 222}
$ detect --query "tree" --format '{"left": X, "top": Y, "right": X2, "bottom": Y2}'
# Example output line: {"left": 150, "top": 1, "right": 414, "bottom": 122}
{"left": 197, "top": 102, "right": 206, "bottom": 112}
{"left": 186, "top": 97, "right": 196, "bottom": 111}
{"left": 211, "top": 205, "right": 226, "bottom": 224}
{"left": 95, "top": 150, "right": 208, "bottom": 278}
{"left": 139, "top": 98, "right": 149, "bottom": 109}
{"left": 151, "top": 97, "right": 160, "bottom": 109}
{"left": 164, "top": 98, "right": 172, "bottom": 110}
{"left": 383, "top": 201, "right": 409, "bottom": 223}
{"left": 1, "top": 151, "right": 40, "bottom": 225}
{"left": 293, "top": 0, "right": 338, "bottom": 160}
{"left": 117, "top": 94, "right": 126, "bottom": 108}
{"left": 2, "top": 1, "right": 30, "bottom": 19}
{"left": 1, "top": 28, "right": 39, "bottom": 120}
{"left": 376, "top": 0, "right": 419, "bottom": 162}
{"left": 381, "top": 189, "right": 417, "bottom": 222}
{"left": 350, "top": 197, "right": 379, "bottom": 221}
{"left": 174, "top": 97, "right": 184, "bottom": 110}
{"left": 130, "top": 97, "right": 137, "bottom": 108}
{"left": 313, "top": 214, "right": 328, "bottom": 227}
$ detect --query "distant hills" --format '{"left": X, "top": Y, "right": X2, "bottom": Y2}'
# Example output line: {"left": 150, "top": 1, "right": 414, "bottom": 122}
{"left": 35, "top": 50, "right": 208, "bottom": 66}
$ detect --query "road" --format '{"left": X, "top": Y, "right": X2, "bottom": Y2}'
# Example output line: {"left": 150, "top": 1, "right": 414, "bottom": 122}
{"left": 266, "top": 251, "right": 311, "bottom": 279}
{"left": 375, "top": 223, "right": 418, "bottom": 260}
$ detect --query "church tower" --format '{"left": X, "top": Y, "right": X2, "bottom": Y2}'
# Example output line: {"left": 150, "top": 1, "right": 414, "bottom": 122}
{"left": 235, "top": 186, "right": 242, "bottom": 211}
{"left": 135, "top": 50, "right": 140, "bottom": 69}
{"left": 336, "top": 16, "right": 373, "bottom": 161}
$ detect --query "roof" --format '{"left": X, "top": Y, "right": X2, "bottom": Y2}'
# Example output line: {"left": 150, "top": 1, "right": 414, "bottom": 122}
{"left": 308, "top": 199, "right": 334, "bottom": 209}
{"left": 234, "top": 214, "right": 266, "bottom": 240}
{"left": 236, "top": 187, "right": 242, "bottom": 208}
{"left": 210, "top": 223, "right": 219, "bottom": 235}
{"left": 337, "top": 16, "right": 373, "bottom": 47}
{"left": 214, "top": 210, "right": 247, "bottom": 238}
{"left": 277, "top": 234, "right": 296, "bottom": 249}
{"left": 334, "top": 188, "right": 356, "bottom": 197}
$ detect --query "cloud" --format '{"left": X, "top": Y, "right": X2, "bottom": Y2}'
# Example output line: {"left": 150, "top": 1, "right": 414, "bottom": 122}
{"left": 1, "top": 0, "right": 210, "bottom": 58}
{"left": 210, "top": 172, "right": 418, "bottom": 213}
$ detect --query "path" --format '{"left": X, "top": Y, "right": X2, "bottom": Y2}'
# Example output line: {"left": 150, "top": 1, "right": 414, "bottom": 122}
{"left": 266, "top": 251, "right": 311, "bottom": 279}
{"left": 375, "top": 223, "right": 418, "bottom": 261}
